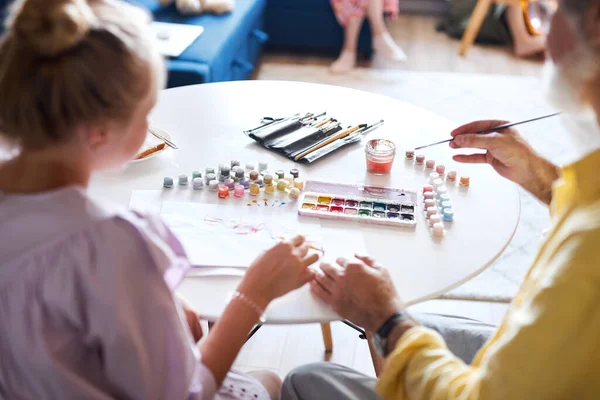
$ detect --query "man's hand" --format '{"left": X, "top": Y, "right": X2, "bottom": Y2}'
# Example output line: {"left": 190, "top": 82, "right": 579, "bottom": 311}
{"left": 450, "top": 120, "right": 559, "bottom": 205}
{"left": 311, "top": 255, "right": 403, "bottom": 333}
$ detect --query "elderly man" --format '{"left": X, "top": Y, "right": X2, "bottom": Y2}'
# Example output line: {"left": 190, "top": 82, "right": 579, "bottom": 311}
{"left": 282, "top": 0, "right": 600, "bottom": 399}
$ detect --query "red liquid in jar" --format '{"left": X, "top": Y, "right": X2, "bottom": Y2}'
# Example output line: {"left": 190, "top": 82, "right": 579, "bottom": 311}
{"left": 366, "top": 158, "right": 394, "bottom": 174}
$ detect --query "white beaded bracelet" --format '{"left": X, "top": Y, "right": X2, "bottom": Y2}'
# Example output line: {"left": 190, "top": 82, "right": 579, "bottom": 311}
{"left": 230, "top": 291, "right": 267, "bottom": 323}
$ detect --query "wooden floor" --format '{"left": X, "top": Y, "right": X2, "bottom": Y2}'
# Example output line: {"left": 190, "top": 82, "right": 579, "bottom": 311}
{"left": 236, "top": 14, "right": 539, "bottom": 379}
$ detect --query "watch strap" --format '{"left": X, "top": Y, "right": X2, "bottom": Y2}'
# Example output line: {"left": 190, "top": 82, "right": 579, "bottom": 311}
{"left": 376, "top": 312, "right": 407, "bottom": 339}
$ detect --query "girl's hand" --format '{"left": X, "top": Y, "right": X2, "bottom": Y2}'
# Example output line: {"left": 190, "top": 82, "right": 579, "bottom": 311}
{"left": 450, "top": 120, "right": 559, "bottom": 205}
{"left": 178, "top": 295, "right": 204, "bottom": 343}
{"left": 238, "top": 235, "right": 319, "bottom": 309}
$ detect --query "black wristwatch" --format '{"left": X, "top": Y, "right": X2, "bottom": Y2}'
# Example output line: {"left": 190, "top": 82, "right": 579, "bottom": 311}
{"left": 372, "top": 311, "right": 410, "bottom": 357}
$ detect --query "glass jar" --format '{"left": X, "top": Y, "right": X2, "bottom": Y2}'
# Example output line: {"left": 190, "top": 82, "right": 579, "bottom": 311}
{"left": 365, "top": 139, "right": 396, "bottom": 175}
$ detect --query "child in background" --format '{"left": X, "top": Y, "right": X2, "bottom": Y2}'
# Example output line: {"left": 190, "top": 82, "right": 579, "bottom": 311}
{"left": 330, "top": 0, "right": 407, "bottom": 73}
{"left": 0, "top": 0, "right": 318, "bottom": 399}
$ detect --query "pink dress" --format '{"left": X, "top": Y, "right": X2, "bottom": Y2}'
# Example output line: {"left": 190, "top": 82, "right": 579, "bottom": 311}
{"left": 330, "top": 0, "right": 399, "bottom": 26}
{"left": 0, "top": 186, "right": 269, "bottom": 400}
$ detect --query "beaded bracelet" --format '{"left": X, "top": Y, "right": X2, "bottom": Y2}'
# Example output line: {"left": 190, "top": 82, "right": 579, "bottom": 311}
{"left": 230, "top": 291, "right": 267, "bottom": 323}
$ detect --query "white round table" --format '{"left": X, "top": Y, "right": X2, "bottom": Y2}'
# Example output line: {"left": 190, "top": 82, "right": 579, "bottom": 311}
{"left": 89, "top": 81, "right": 520, "bottom": 324}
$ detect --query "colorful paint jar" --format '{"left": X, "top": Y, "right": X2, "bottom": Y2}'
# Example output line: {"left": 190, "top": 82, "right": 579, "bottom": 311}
{"left": 302, "top": 203, "right": 316, "bottom": 210}
{"left": 258, "top": 162, "right": 268, "bottom": 172}
{"left": 219, "top": 167, "right": 230, "bottom": 182}
{"left": 387, "top": 204, "right": 400, "bottom": 213}
{"left": 192, "top": 178, "right": 204, "bottom": 190}
{"left": 257, "top": 179, "right": 264, "bottom": 188}
{"left": 415, "top": 154, "right": 425, "bottom": 165}
{"left": 249, "top": 183, "right": 260, "bottom": 196}
{"left": 436, "top": 187, "right": 448, "bottom": 198}
{"left": 441, "top": 201, "right": 452, "bottom": 212}
{"left": 424, "top": 199, "right": 436, "bottom": 209}
{"left": 239, "top": 179, "right": 250, "bottom": 189}
{"left": 290, "top": 169, "right": 299, "bottom": 179}
{"left": 224, "top": 179, "right": 235, "bottom": 190}
{"left": 428, "top": 172, "right": 440, "bottom": 183}
{"left": 373, "top": 202, "right": 386, "bottom": 212}
{"left": 289, "top": 188, "right": 301, "bottom": 200}
{"left": 401, "top": 204, "right": 415, "bottom": 213}
{"left": 443, "top": 208, "right": 454, "bottom": 222}
{"left": 205, "top": 173, "right": 216, "bottom": 184}
{"left": 264, "top": 183, "right": 275, "bottom": 194}
{"left": 293, "top": 179, "right": 305, "bottom": 191}
{"left": 344, "top": 208, "right": 358, "bottom": 215}
{"left": 245, "top": 163, "right": 255, "bottom": 173}
{"left": 422, "top": 184, "right": 434, "bottom": 193}
{"left": 432, "top": 179, "right": 444, "bottom": 190}
{"left": 247, "top": 171, "right": 258, "bottom": 182}
{"left": 438, "top": 193, "right": 450, "bottom": 204}
{"left": 277, "top": 180, "right": 289, "bottom": 192}
{"left": 178, "top": 174, "right": 189, "bottom": 186}
{"left": 436, "top": 165, "right": 446, "bottom": 176}
{"left": 235, "top": 169, "right": 245, "bottom": 180}
{"left": 234, "top": 184, "right": 245, "bottom": 197}
{"left": 330, "top": 206, "right": 344, "bottom": 213}
{"left": 332, "top": 198, "right": 345, "bottom": 206}
{"left": 425, "top": 159, "right": 435, "bottom": 169}
{"left": 205, "top": 167, "right": 215, "bottom": 175}
{"left": 401, "top": 213, "right": 414, "bottom": 221}
{"left": 192, "top": 171, "right": 202, "bottom": 180}
{"left": 365, "top": 139, "right": 396, "bottom": 175}
{"left": 429, "top": 214, "right": 442, "bottom": 227}
{"left": 316, "top": 204, "right": 329, "bottom": 212}
{"left": 426, "top": 206, "right": 438, "bottom": 218}
{"left": 460, "top": 176, "right": 471, "bottom": 186}
{"left": 423, "top": 192, "right": 435, "bottom": 201}
{"left": 163, "top": 176, "right": 174, "bottom": 188}
{"left": 373, "top": 211, "right": 386, "bottom": 218}
{"left": 359, "top": 201, "right": 372, "bottom": 209}
{"left": 318, "top": 196, "right": 332, "bottom": 205}
{"left": 405, "top": 149, "right": 415, "bottom": 159}
{"left": 447, "top": 170, "right": 457, "bottom": 182}
{"left": 432, "top": 222, "right": 445, "bottom": 237}
{"left": 208, "top": 180, "right": 219, "bottom": 192}
{"left": 231, "top": 160, "right": 240, "bottom": 168}
{"left": 263, "top": 174, "right": 273, "bottom": 185}
{"left": 358, "top": 209, "right": 372, "bottom": 217}
{"left": 276, "top": 170, "right": 285, "bottom": 180}
{"left": 387, "top": 212, "right": 400, "bottom": 219}
{"left": 345, "top": 199, "right": 359, "bottom": 208}
{"left": 218, "top": 186, "right": 229, "bottom": 199}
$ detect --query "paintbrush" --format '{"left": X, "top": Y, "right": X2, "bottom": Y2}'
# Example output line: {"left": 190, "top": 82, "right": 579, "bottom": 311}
{"left": 294, "top": 123, "right": 367, "bottom": 161}
{"left": 244, "top": 112, "right": 301, "bottom": 134}
{"left": 413, "top": 112, "right": 561, "bottom": 151}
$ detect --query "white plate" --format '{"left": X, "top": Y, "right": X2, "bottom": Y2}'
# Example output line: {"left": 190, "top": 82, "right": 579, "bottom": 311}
{"left": 130, "top": 128, "right": 172, "bottom": 164}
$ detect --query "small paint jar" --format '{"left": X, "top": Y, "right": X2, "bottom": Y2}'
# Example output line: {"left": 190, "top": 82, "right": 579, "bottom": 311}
{"left": 205, "top": 167, "right": 215, "bottom": 175}
{"left": 218, "top": 163, "right": 226, "bottom": 173}
{"left": 240, "top": 179, "right": 251, "bottom": 189}
{"left": 289, "top": 188, "right": 301, "bottom": 200}
{"left": 234, "top": 184, "right": 245, "bottom": 198}
{"left": 441, "top": 201, "right": 452, "bottom": 212}
{"left": 425, "top": 159, "right": 435, "bottom": 169}
{"left": 224, "top": 178, "right": 235, "bottom": 190}
{"left": 264, "top": 184, "right": 275, "bottom": 194}
{"left": 405, "top": 149, "right": 415, "bottom": 159}
{"left": 257, "top": 179, "right": 264, "bottom": 188}
{"left": 249, "top": 171, "right": 260, "bottom": 182}
{"left": 249, "top": 183, "right": 260, "bottom": 196}
{"left": 423, "top": 192, "right": 435, "bottom": 202}
{"left": 235, "top": 169, "right": 245, "bottom": 181}
{"left": 438, "top": 193, "right": 450, "bottom": 205}
{"left": 365, "top": 139, "right": 396, "bottom": 175}
{"left": 284, "top": 174, "right": 294, "bottom": 186}
{"left": 422, "top": 184, "right": 434, "bottom": 193}
{"left": 208, "top": 180, "right": 219, "bottom": 192}
{"left": 447, "top": 170, "right": 457, "bottom": 182}
{"left": 428, "top": 172, "right": 440, "bottom": 183}
{"left": 258, "top": 162, "right": 268, "bottom": 172}
{"left": 432, "top": 179, "right": 444, "bottom": 190}
{"left": 218, "top": 186, "right": 229, "bottom": 199}
{"left": 294, "top": 179, "right": 304, "bottom": 191}
{"left": 179, "top": 174, "right": 189, "bottom": 186}
{"left": 163, "top": 176, "right": 174, "bottom": 188}
{"left": 415, "top": 154, "right": 425, "bottom": 165}
{"left": 436, "top": 165, "right": 446, "bottom": 176}
{"left": 205, "top": 173, "right": 216, "bottom": 184}
{"left": 443, "top": 208, "right": 454, "bottom": 222}
{"left": 432, "top": 222, "right": 445, "bottom": 237}
{"left": 192, "top": 177, "right": 204, "bottom": 190}
{"left": 290, "top": 169, "right": 299, "bottom": 179}
{"left": 245, "top": 164, "right": 255, "bottom": 173}
{"left": 263, "top": 174, "right": 273, "bottom": 185}
{"left": 277, "top": 180, "right": 289, "bottom": 192}
{"left": 460, "top": 176, "right": 471, "bottom": 186}
{"left": 429, "top": 214, "right": 442, "bottom": 227}
{"left": 220, "top": 166, "right": 231, "bottom": 181}
{"left": 436, "top": 187, "right": 448, "bottom": 198}
{"left": 260, "top": 170, "right": 270, "bottom": 177}
{"left": 426, "top": 206, "right": 438, "bottom": 218}
{"left": 231, "top": 160, "right": 240, "bottom": 168}
{"left": 424, "top": 199, "right": 436, "bottom": 209}
{"left": 192, "top": 170, "right": 202, "bottom": 180}
{"left": 276, "top": 170, "right": 285, "bottom": 180}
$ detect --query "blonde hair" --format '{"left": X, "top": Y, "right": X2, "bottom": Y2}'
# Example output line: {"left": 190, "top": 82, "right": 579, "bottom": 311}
{"left": 0, "top": 0, "right": 165, "bottom": 149}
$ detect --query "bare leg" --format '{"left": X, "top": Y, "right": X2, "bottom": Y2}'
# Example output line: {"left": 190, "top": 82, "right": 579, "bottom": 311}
{"left": 330, "top": 16, "right": 364, "bottom": 74}
{"left": 505, "top": 4, "right": 546, "bottom": 58}
{"left": 367, "top": 0, "right": 406, "bottom": 62}
{"left": 247, "top": 370, "right": 282, "bottom": 400}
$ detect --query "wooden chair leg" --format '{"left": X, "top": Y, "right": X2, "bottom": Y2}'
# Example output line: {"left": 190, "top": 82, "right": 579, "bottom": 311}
{"left": 366, "top": 332, "right": 385, "bottom": 377}
{"left": 320, "top": 323, "right": 333, "bottom": 353}
{"left": 459, "top": 0, "right": 493, "bottom": 56}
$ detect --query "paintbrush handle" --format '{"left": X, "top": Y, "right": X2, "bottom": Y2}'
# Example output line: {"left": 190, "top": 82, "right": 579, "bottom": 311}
{"left": 294, "top": 125, "right": 361, "bottom": 161}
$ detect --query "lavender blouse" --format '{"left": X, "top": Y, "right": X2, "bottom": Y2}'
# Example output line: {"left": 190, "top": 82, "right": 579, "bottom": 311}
{"left": 0, "top": 187, "right": 216, "bottom": 399}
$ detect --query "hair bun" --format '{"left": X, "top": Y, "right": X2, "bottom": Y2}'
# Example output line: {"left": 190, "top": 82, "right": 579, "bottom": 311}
{"left": 8, "top": 0, "right": 97, "bottom": 57}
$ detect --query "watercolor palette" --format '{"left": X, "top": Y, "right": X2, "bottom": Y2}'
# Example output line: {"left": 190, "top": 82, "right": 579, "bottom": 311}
{"left": 298, "top": 181, "right": 417, "bottom": 228}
